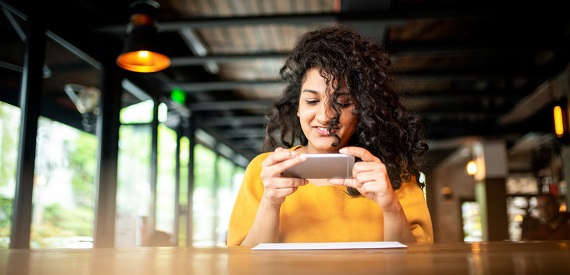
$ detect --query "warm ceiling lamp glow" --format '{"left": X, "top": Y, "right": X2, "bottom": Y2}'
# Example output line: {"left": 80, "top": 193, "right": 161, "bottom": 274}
{"left": 466, "top": 160, "right": 477, "bottom": 176}
{"left": 554, "top": 105, "right": 565, "bottom": 137}
{"left": 116, "top": 0, "right": 170, "bottom": 73}
{"left": 117, "top": 50, "right": 170, "bottom": 73}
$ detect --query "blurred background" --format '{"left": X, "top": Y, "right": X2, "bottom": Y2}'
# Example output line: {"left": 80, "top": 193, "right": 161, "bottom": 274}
{"left": 0, "top": 0, "right": 569, "bottom": 248}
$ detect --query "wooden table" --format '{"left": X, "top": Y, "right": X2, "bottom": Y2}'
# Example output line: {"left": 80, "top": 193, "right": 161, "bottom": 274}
{"left": 1, "top": 241, "right": 569, "bottom": 274}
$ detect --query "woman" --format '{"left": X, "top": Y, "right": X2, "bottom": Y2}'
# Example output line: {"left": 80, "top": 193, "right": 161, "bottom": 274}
{"left": 227, "top": 24, "right": 433, "bottom": 247}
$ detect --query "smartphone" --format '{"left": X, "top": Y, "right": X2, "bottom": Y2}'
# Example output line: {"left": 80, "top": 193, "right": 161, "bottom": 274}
{"left": 282, "top": 154, "right": 355, "bottom": 179}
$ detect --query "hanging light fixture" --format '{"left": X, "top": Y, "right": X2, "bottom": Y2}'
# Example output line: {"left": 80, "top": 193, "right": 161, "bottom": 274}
{"left": 466, "top": 160, "right": 477, "bottom": 176}
{"left": 116, "top": 0, "right": 170, "bottom": 73}
{"left": 465, "top": 144, "right": 478, "bottom": 176}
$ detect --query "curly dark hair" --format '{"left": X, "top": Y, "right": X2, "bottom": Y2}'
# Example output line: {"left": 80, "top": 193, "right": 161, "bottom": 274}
{"left": 262, "top": 24, "right": 428, "bottom": 190}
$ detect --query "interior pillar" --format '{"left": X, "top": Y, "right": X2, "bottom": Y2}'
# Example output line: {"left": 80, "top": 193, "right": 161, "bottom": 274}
{"left": 473, "top": 141, "right": 510, "bottom": 241}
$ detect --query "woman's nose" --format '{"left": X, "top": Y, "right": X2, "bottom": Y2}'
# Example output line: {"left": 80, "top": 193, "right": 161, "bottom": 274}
{"left": 316, "top": 101, "right": 332, "bottom": 122}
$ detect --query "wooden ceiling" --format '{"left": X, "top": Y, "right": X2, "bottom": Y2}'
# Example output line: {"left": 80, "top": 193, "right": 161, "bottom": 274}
{"left": 1, "top": 0, "right": 569, "bottom": 170}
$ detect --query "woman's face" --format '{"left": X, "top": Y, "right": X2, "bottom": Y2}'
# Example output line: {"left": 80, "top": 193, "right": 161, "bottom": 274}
{"left": 297, "top": 68, "right": 357, "bottom": 154}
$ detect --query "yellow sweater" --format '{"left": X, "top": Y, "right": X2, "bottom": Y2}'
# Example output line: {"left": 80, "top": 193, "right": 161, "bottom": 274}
{"left": 227, "top": 150, "right": 433, "bottom": 246}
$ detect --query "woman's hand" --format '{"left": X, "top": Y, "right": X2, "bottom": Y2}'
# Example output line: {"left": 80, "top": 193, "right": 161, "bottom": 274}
{"left": 241, "top": 148, "right": 309, "bottom": 246}
{"left": 328, "top": 146, "right": 417, "bottom": 242}
{"left": 260, "top": 147, "right": 308, "bottom": 206}
{"left": 328, "top": 146, "right": 399, "bottom": 212}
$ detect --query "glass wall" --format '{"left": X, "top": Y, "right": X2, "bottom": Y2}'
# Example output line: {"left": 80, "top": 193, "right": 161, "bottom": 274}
{"left": 1, "top": 96, "right": 246, "bottom": 248}
{"left": 116, "top": 99, "right": 245, "bottom": 247}
{"left": 177, "top": 136, "right": 190, "bottom": 246}
{"left": 9, "top": 20, "right": 103, "bottom": 248}
{"left": 155, "top": 123, "right": 177, "bottom": 244}
{"left": 116, "top": 100, "right": 153, "bottom": 247}
{"left": 31, "top": 118, "right": 97, "bottom": 248}
{"left": 0, "top": 102, "right": 20, "bottom": 248}
{"left": 192, "top": 144, "right": 244, "bottom": 246}
{"left": 0, "top": 3, "right": 246, "bottom": 247}
{"left": 0, "top": 103, "right": 100, "bottom": 249}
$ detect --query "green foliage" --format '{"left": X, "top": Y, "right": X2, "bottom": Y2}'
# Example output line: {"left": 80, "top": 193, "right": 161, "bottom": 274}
{"left": 0, "top": 102, "right": 19, "bottom": 187}
{"left": 69, "top": 131, "right": 97, "bottom": 208}
{"left": 42, "top": 203, "right": 93, "bottom": 236}
{"left": 0, "top": 197, "right": 12, "bottom": 248}
{"left": 118, "top": 125, "right": 152, "bottom": 185}
{"left": 194, "top": 145, "right": 216, "bottom": 188}
{"left": 30, "top": 223, "right": 76, "bottom": 248}
{"left": 217, "top": 157, "right": 234, "bottom": 188}
{"left": 157, "top": 124, "right": 177, "bottom": 184}
{"left": 0, "top": 197, "right": 12, "bottom": 228}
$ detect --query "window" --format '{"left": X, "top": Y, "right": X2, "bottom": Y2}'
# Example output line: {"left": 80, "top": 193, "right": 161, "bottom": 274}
{"left": 0, "top": 102, "right": 20, "bottom": 248}
{"left": 461, "top": 200, "right": 482, "bottom": 242}
{"left": 31, "top": 118, "right": 97, "bottom": 248}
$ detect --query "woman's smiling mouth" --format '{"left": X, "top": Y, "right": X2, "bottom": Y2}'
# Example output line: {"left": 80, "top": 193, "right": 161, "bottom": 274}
{"left": 313, "top": 126, "right": 329, "bottom": 135}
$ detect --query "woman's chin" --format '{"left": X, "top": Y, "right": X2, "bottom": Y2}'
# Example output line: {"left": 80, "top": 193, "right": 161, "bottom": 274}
{"left": 306, "top": 144, "right": 339, "bottom": 153}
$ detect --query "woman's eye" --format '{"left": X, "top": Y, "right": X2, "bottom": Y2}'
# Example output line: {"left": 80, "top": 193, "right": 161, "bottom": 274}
{"left": 305, "top": 99, "right": 319, "bottom": 105}
{"left": 337, "top": 100, "right": 353, "bottom": 108}
{"left": 336, "top": 95, "right": 353, "bottom": 108}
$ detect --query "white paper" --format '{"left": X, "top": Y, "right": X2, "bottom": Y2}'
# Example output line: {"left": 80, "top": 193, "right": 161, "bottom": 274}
{"left": 251, "top": 241, "right": 407, "bottom": 250}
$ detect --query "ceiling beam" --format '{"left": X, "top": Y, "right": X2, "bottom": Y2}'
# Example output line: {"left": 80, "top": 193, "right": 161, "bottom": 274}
{"left": 170, "top": 52, "right": 288, "bottom": 67}
{"left": 171, "top": 66, "right": 552, "bottom": 92}
{"left": 96, "top": 8, "right": 509, "bottom": 34}
{"left": 189, "top": 100, "right": 274, "bottom": 111}
{"left": 168, "top": 40, "right": 568, "bottom": 67}
{"left": 174, "top": 80, "right": 284, "bottom": 92}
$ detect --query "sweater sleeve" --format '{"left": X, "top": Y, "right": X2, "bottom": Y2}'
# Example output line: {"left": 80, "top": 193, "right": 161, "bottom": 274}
{"left": 226, "top": 153, "right": 268, "bottom": 246}
{"left": 396, "top": 178, "right": 434, "bottom": 243}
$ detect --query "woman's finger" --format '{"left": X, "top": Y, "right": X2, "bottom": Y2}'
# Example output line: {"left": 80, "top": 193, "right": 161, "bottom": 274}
{"left": 261, "top": 149, "right": 308, "bottom": 177}
{"left": 339, "top": 146, "right": 379, "bottom": 163}
{"left": 328, "top": 178, "right": 358, "bottom": 188}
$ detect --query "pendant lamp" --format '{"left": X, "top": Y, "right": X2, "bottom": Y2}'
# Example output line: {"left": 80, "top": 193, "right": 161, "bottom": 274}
{"left": 116, "top": 0, "right": 170, "bottom": 73}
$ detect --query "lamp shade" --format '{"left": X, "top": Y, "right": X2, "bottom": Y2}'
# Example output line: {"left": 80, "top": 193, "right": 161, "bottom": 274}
{"left": 116, "top": 0, "right": 170, "bottom": 73}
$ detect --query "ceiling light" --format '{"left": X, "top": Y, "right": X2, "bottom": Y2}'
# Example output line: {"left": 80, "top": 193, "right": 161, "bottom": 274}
{"left": 116, "top": 0, "right": 170, "bottom": 73}
{"left": 466, "top": 160, "right": 477, "bottom": 176}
